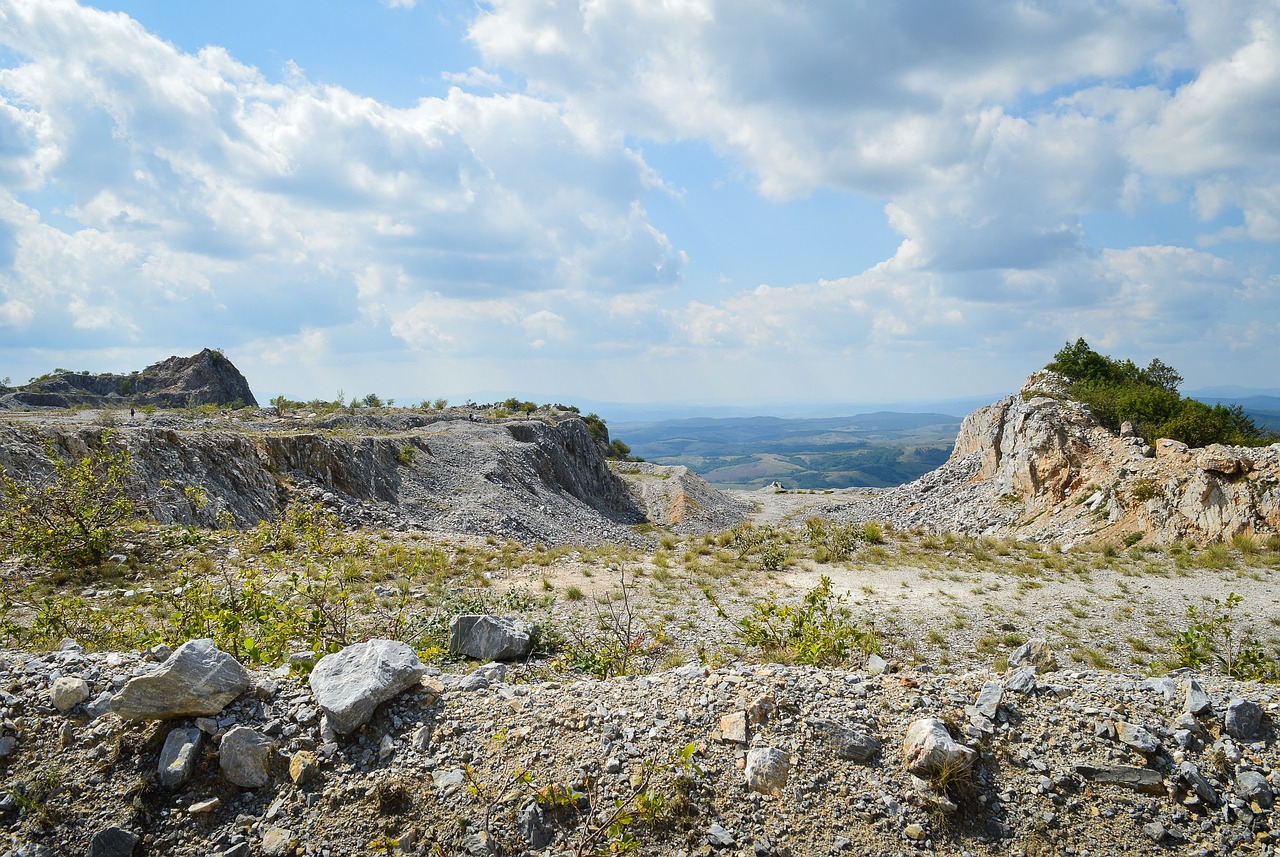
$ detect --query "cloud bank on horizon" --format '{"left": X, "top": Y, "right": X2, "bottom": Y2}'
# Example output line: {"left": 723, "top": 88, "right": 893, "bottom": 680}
{"left": 0, "top": 0, "right": 1276, "bottom": 406}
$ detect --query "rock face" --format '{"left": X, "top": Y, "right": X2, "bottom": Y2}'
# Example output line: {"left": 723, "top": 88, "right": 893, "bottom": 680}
{"left": 0, "top": 409, "right": 651, "bottom": 543}
{"left": 613, "top": 461, "right": 751, "bottom": 534}
{"left": 308, "top": 640, "right": 428, "bottom": 734}
{"left": 0, "top": 349, "right": 257, "bottom": 410}
{"left": 111, "top": 639, "right": 250, "bottom": 720}
{"left": 827, "top": 370, "right": 1280, "bottom": 545}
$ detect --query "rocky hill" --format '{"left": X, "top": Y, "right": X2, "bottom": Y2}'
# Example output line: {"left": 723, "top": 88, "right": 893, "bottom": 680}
{"left": 0, "top": 349, "right": 257, "bottom": 410}
{"left": 825, "top": 371, "right": 1280, "bottom": 547}
{"left": 0, "top": 409, "right": 747, "bottom": 547}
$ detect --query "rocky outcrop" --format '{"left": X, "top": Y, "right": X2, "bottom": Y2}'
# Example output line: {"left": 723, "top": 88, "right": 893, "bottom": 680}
{"left": 0, "top": 348, "right": 257, "bottom": 410}
{"left": 0, "top": 411, "right": 650, "bottom": 544}
{"left": 828, "top": 371, "right": 1280, "bottom": 545}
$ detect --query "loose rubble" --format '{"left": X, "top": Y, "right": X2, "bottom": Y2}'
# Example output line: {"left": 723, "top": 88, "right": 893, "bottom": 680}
{"left": 2, "top": 637, "right": 1277, "bottom": 856}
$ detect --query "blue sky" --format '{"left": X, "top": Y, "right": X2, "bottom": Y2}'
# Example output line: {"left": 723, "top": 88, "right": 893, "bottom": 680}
{"left": 1, "top": 0, "right": 1277, "bottom": 409}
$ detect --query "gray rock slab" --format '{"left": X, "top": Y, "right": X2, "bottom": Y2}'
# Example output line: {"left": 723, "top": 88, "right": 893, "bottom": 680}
{"left": 220, "top": 725, "right": 273, "bottom": 788}
{"left": 975, "top": 681, "right": 1003, "bottom": 719}
{"left": 1236, "top": 770, "right": 1274, "bottom": 808}
{"left": 308, "top": 639, "right": 426, "bottom": 734}
{"left": 159, "top": 727, "right": 203, "bottom": 788}
{"left": 809, "top": 718, "right": 880, "bottom": 764}
{"left": 1183, "top": 678, "right": 1213, "bottom": 716}
{"left": 448, "top": 615, "right": 535, "bottom": 661}
{"left": 89, "top": 826, "right": 138, "bottom": 857}
{"left": 1178, "top": 761, "right": 1219, "bottom": 806}
{"left": 111, "top": 639, "right": 250, "bottom": 721}
{"left": 1225, "top": 698, "right": 1264, "bottom": 741}
{"left": 1006, "top": 666, "right": 1037, "bottom": 694}
{"left": 1074, "top": 765, "right": 1165, "bottom": 795}
{"left": 1116, "top": 721, "right": 1160, "bottom": 754}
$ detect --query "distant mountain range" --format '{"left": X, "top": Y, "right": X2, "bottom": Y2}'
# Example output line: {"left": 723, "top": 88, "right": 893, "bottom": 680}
{"left": 613, "top": 411, "right": 963, "bottom": 490}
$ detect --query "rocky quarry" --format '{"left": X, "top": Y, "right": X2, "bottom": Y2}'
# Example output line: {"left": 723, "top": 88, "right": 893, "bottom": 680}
{"left": 1, "top": 358, "right": 1278, "bottom": 856}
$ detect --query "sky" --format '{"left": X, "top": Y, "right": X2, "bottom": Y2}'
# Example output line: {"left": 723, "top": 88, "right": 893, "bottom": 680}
{"left": 1, "top": 0, "right": 1278, "bottom": 411}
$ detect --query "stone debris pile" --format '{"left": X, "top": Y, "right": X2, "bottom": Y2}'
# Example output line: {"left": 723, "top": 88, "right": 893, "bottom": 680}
{"left": 0, "top": 636, "right": 1277, "bottom": 856}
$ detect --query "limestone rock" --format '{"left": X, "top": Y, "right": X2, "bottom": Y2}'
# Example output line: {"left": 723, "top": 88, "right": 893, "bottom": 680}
{"left": 744, "top": 747, "right": 791, "bottom": 796}
{"left": 1074, "top": 765, "right": 1165, "bottom": 795}
{"left": 1006, "top": 667, "right": 1038, "bottom": 694}
{"left": 49, "top": 676, "right": 89, "bottom": 713}
{"left": 448, "top": 615, "right": 535, "bottom": 661}
{"left": 974, "top": 681, "right": 1003, "bottom": 719}
{"left": 260, "top": 826, "right": 295, "bottom": 857}
{"left": 1197, "top": 445, "right": 1251, "bottom": 475}
{"left": 309, "top": 639, "right": 427, "bottom": 734}
{"left": 1008, "top": 639, "right": 1057, "bottom": 672}
{"left": 809, "top": 719, "right": 880, "bottom": 763}
{"left": 902, "top": 718, "right": 975, "bottom": 780}
{"left": 1225, "top": 698, "right": 1264, "bottom": 741}
{"left": 111, "top": 639, "right": 250, "bottom": 720}
{"left": 1183, "top": 678, "right": 1213, "bottom": 716}
{"left": 219, "top": 726, "right": 274, "bottom": 788}
{"left": 0, "top": 348, "right": 257, "bottom": 410}
{"left": 159, "top": 727, "right": 203, "bottom": 788}
{"left": 718, "top": 711, "right": 748, "bottom": 744}
{"left": 289, "top": 750, "right": 322, "bottom": 787}
{"left": 1116, "top": 721, "right": 1159, "bottom": 754}
{"left": 88, "top": 827, "right": 138, "bottom": 857}
{"left": 1236, "top": 771, "right": 1274, "bottom": 808}
{"left": 1178, "top": 761, "right": 1219, "bottom": 807}
{"left": 517, "top": 801, "right": 554, "bottom": 850}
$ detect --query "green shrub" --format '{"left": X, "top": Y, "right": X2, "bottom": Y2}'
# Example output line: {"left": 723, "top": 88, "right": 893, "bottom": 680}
{"left": 1171, "top": 592, "right": 1278, "bottom": 681}
{"left": 739, "top": 575, "right": 879, "bottom": 666}
{"left": 0, "top": 435, "right": 144, "bottom": 568}
{"left": 1048, "top": 339, "right": 1275, "bottom": 447}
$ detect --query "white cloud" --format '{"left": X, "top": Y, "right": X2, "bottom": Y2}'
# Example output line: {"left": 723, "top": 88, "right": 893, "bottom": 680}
{"left": 0, "top": 0, "right": 682, "bottom": 360}
{"left": 1, "top": 0, "right": 1277, "bottom": 402}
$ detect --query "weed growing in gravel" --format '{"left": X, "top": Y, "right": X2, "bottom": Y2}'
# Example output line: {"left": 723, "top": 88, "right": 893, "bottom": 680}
{"left": 739, "top": 575, "right": 879, "bottom": 666}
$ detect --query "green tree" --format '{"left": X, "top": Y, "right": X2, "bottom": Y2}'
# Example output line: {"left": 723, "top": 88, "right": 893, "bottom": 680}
{"left": 0, "top": 435, "right": 145, "bottom": 567}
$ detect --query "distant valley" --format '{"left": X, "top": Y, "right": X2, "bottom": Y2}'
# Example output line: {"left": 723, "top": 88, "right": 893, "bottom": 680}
{"left": 612, "top": 411, "right": 962, "bottom": 490}
{"left": 614, "top": 393, "right": 1280, "bottom": 491}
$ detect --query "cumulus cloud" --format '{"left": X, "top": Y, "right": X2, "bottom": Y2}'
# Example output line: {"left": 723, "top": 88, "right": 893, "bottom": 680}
{"left": 1, "top": 0, "right": 1277, "bottom": 401}
{"left": 462, "top": 0, "right": 1280, "bottom": 392}
{"left": 0, "top": 0, "right": 682, "bottom": 365}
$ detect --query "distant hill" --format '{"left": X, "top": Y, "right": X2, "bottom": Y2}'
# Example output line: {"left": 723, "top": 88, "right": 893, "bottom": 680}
{"left": 0, "top": 349, "right": 258, "bottom": 410}
{"left": 613, "top": 411, "right": 962, "bottom": 490}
